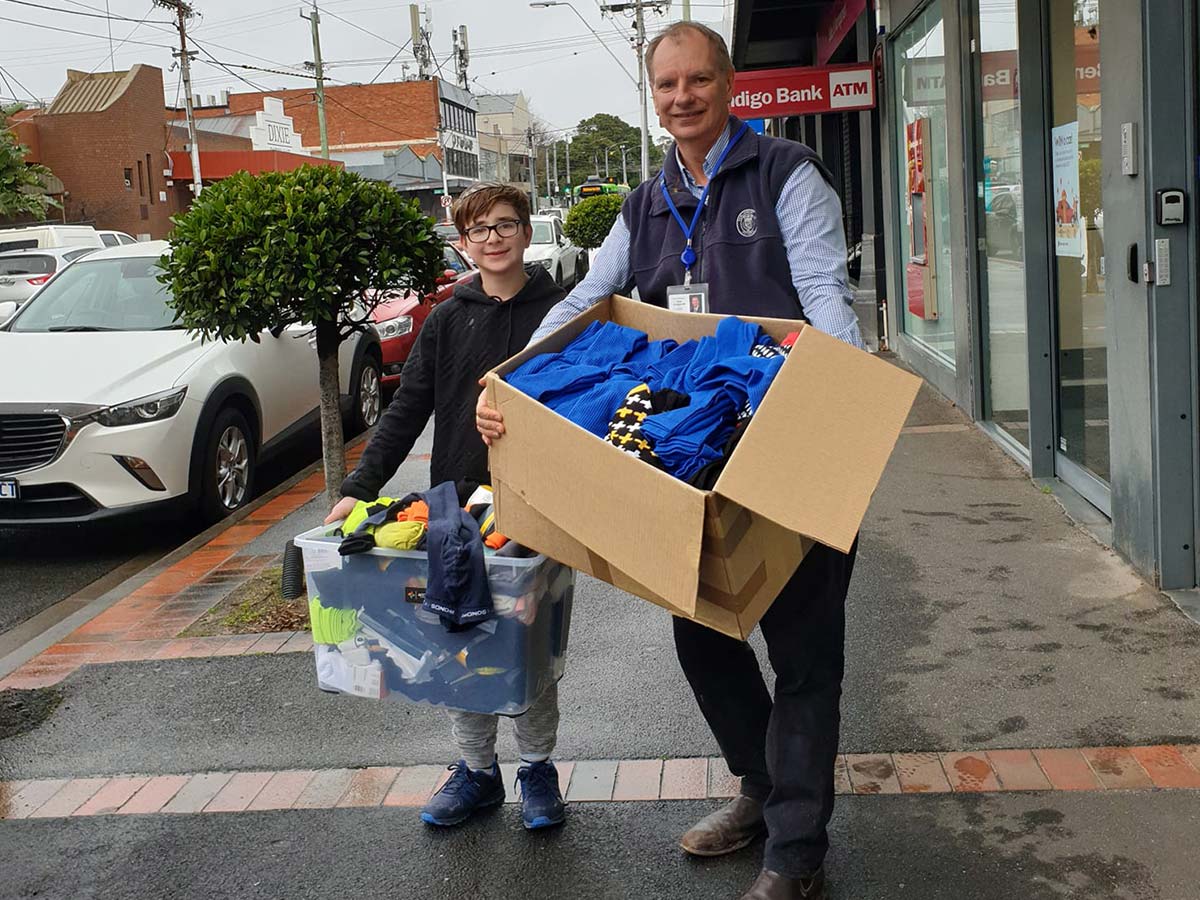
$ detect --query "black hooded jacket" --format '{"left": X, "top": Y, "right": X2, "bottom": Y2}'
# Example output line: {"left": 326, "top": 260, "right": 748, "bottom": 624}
{"left": 340, "top": 264, "right": 566, "bottom": 501}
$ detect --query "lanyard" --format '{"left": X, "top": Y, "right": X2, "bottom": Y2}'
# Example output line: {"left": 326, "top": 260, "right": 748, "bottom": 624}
{"left": 660, "top": 122, "right": 750, "bottom": 285}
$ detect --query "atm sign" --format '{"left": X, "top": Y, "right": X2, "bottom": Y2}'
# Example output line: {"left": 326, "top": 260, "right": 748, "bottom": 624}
{"left": 731, "top": 64, "right": 875, "bottom": 119}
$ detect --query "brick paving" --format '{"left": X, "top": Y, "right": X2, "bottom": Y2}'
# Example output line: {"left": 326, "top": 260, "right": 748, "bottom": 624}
{"left": 5, "top": 748, "right": 1199, "bottom": 820}
{"left": 0, "top": 445, "right": 368, "bottom": 691}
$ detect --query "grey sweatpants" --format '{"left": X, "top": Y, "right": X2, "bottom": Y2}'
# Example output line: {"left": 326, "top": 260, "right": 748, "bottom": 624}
{"left": 448, "top": 683, "right": 560, "bottom": 770}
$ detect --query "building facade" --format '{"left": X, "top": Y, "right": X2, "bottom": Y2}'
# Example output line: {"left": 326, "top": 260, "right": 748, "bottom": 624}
{"left": 476, "top": 93, "right": 533, "bottom": 189}
{"left": 731, "top": 0, "right": 1200, "bottom": 592}
{"left": 875, "top": 0, "right": 1199, "bottom": 591}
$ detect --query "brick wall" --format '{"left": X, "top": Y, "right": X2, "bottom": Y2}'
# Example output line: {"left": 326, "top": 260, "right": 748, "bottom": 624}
{"left": 34, "top": 66, "right": 179, "bottom": 239}
{"left": 178, "top": 80, "right": 440, "bottom": 152}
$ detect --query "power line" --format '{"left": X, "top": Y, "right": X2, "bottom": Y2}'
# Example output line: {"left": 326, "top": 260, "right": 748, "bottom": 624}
{"left": 0, "top": 11, "right": 173, "bottom": 48}
{"left": 321, "top": 6, "right": 407, "bottom": 51}
{"left": 0, "top": 63, "right": 40, "bottom": 104}
{"left": 369, "top": 40, "right": 413, "bottom": 85}
{"left": 0, "top": 0, "right": 171, "bottom": 24}
{"left": 88, "top": 2, "right": 159, "bottom": 74}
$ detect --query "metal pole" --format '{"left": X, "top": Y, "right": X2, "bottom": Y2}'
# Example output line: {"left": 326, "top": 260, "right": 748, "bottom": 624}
{"left": 528, "top": 127, "right": 538, "bottom": 212}
{"left": 682, "top": 0, "right": 690, "bottom": 20}
{"left": 604, "top": 148, "right": 609, "bottom": 179}
{"left": 635, "top": 1, "right": 649, "bottom": 184}
{"left": 303, "top": 2, "right": 329, "bottom": 159}
{"left": 565, "top": 140, "right": 571, "bottom": 198}
{"left": 172, "top": 3, "right": 203, "bottom": 198}
{"left": 620, "top": 145, "right": 628, "bottom": 184}
{"left": 439, "top": 126, "right": 451, "bottom": 222}
{"left": 552, "top": 141, "right": 559, "bottom": 197}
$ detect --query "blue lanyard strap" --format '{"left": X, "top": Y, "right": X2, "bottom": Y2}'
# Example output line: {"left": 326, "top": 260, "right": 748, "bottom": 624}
{"left": 660, "top": 122, "right": 750, "bottom": 278}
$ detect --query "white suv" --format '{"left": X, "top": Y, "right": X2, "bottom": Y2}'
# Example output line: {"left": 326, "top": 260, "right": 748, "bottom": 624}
{"left": 0, "top": 241, "right": 382, "bottom": 524}
{"left": 524, "top": 215, "right": 587, "bottom": 288}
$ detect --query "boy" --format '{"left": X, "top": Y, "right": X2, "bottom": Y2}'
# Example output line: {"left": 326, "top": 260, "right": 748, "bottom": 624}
{"left": 325, "top": 184, "right": 569, "bottom": 829}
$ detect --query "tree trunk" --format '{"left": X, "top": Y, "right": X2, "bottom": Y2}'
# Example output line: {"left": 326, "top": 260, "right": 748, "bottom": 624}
{"left": 315, "top": 317, "right": 347, "bottom": 509}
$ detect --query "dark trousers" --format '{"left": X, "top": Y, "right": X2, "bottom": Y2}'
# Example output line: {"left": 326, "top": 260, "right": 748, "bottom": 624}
{"left": 672, "top": 539, "right": 857, "bottom": 877}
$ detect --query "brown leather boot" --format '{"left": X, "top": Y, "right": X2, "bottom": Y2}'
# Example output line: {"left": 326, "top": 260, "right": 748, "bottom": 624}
{"left": 678, "top": 795, "right": 765, "bottom": 857}
{"left": 738, "top": 867, "right": 826, "bottom": 900}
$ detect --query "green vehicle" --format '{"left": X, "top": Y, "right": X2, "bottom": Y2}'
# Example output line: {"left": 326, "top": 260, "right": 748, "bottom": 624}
{"left": 572, "top": 176, "right": 631, "bottom": 201}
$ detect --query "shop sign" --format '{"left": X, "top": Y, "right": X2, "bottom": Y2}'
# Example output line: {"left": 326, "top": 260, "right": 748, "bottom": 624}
{"left": 249, "top": 97, "right": 303, "bottom": 153}
{"left": 730, "top": 64, "right": 875, "bottom": 119}
{"left": 445, "top": 131, "right": 479, "bottom": 155}
{"left": 815, "top": 0, "right": 868, "bottom": 66}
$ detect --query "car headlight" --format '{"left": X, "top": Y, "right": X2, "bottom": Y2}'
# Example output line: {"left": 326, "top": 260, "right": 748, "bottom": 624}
{"left": 92, "top": 387, "right": 188, "bottom": 428}
{"left": 376, "top": 315, "right": 413, "bottom": 340}
{"left": 536, "top": 258, "right": 554, "bottom": 270}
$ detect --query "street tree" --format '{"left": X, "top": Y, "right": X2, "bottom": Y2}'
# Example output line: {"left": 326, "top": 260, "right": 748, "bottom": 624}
{"left": 563, "top": 193, "right": 625, "bottom": 251}
{"left": 0, "top": 110, "right": 60, "bottom": 219}
{"left": 159, "top": 165, "right": 442, "bottom": 505}
{"left": 566, "top": 113, "right": 663, "bottom": 189}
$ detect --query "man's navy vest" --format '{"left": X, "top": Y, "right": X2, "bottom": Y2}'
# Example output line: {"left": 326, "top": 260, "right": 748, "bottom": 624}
{"left": 621, "top": 116, "right": 833, "bottom": 320}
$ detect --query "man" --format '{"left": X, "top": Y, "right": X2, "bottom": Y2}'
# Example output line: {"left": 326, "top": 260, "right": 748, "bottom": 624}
{"left": 478, "top": 22, "right": 864, "bottom": 900}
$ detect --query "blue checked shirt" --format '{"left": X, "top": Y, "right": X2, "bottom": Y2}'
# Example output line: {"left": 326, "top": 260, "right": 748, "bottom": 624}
{"left": 531, "top": 124, "right": 866, "bottom": 349}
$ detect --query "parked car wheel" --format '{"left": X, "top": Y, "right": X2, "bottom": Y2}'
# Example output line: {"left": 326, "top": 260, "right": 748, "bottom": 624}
{"left": 200, "top": 407, "right": 256, "bottom": 523}
{"left": 349, "top": 352, "right": 383, "bottom": 431}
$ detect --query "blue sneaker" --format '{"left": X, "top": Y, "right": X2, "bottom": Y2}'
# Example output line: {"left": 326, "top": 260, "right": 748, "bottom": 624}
{"left": 516, "top": 760, "right": 566, "bottom": 830}
{"left": 419, "top": 760, "right": 505, "bottom": 827}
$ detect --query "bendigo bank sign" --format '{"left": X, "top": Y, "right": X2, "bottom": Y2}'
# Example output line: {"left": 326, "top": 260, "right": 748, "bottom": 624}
{"left": 731, "top": 64, "right": 876, "bottom": 119}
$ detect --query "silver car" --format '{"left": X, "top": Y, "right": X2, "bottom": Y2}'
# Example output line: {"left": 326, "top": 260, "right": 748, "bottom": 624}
{"left": 0, "top": 246, "right": 99, "bottom": 320}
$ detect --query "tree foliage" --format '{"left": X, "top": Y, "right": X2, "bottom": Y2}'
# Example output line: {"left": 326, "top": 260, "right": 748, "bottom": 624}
{"left": 563, "top": 113, "right": 664, "bottom": 189}
{"left": 160, "top": 165, "right": 441, "bottom": 344}
{"left": 160, "top": 164, "right": 442, "bottom": 500}
{"left": 0, "top": 110, "right": 60, "bottom": 219}
{"left": 563, "top": 194, "right": 625, "bottom": 250}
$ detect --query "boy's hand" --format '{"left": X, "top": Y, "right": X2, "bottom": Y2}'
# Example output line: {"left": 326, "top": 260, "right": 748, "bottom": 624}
{"left": 324, "top": 495, "right": 358, "bottom": 525}
{"left": 476, "top": 378, "right": 505, "bottom": 446}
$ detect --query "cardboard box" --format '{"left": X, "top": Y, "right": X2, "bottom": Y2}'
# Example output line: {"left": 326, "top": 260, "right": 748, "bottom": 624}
{"left": 485, "top": 296, "right": 920, "bottom": 639}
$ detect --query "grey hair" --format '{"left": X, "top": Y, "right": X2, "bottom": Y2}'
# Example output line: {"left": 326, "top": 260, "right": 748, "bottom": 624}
{"left": 645, "top": 21, "right": 734, "bottom": 81}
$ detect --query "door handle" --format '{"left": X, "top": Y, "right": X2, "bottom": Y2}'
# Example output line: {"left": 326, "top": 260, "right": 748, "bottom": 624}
{"left": 1127, "top": 243, "right": 1138, "bottom": 283}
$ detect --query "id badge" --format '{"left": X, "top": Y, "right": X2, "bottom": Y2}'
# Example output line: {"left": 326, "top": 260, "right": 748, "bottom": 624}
{"left": 666, "top": 282, "right": 710, "bottom": 314}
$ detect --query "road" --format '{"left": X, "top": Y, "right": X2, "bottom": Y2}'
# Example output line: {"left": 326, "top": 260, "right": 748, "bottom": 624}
{"left": 0, "top": 427, "right": 329, "bottom": 638}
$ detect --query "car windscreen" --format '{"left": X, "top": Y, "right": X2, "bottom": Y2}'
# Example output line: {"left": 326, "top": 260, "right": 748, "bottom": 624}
{"left": 0, "top": 239, "right": 38, "bottom": 253}
{"left": 0, "top": 255, "right": 54, "bottom": 276}
{"left": 531, "top": 222, "right": 555, "bottom": 244}
{"left": 11, "top": 256, "right": 179, "bottom": 332}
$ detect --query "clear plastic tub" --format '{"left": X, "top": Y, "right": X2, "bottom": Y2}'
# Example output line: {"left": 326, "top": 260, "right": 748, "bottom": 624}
{"left": 294, "top": 523, "right": 574, "bottom": 716}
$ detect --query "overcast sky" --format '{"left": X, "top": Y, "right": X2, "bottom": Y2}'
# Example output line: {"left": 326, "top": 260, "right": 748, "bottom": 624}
{"left": 0, "top": 0, "right": 733, "bottom": 141}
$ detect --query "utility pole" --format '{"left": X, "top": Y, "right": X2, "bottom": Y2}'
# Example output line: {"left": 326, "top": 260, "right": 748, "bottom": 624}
{"left": 155, "top": 0, "right": 202, "bottom": 198}
{"left": 564, "top": 140, "right": 571, "bottom": 200}
{"left": 682, "top": 0, "right": 690, "bottom": 20}
{"left": 453, "top": 25, "right": 470, "bottom": 89}
{"left": 527, "top": 127, "right": 538, "bottom": 212}
{"left": 600, "top": 1, "right": 666, "bottom": 187}
{"left": 301, "top": 2, "right": 329, "bottom": 159}
{"left": 551, "top": 141, "right": 558, "bottom": 198}
{"left": 619, "top": 144, "right": 628, "bottom": 184}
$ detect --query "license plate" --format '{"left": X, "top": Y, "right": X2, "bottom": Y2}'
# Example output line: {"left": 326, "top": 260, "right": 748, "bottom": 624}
{"left": 0, "top": 479, "right": 18, "bottom": 500}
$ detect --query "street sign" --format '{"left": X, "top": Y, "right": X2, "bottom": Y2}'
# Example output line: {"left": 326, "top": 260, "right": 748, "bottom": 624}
{"left": 440, "top": 195, "right": 453, "bottom": 208}
{"left": 731, "top": 63, "right": 875, "bottom": 119}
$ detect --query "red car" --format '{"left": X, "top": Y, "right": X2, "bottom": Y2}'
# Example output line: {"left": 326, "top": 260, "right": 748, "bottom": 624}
{"left": 373, "top": 242, "right": 477, "bottom": 392}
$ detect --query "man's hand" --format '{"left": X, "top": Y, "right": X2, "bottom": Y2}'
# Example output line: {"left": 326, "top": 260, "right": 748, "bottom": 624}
{"left": 324, "top": 495, "right": 358, "bottom": 525}
{"left": 476, "top": 378, "right": 505, "bottom": 446}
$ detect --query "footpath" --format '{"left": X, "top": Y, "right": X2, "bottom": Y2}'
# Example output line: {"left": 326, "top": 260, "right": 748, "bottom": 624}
{"left": 3, "top": 366, "right": 1200, "bottom": 899}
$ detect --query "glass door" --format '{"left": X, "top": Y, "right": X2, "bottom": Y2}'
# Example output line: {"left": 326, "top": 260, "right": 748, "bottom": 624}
{"left": 1049, "top": 0, "right": 1110, "bottom": 512}
{"left": 974, "top": 0, "right": 1030, "bottom": 450}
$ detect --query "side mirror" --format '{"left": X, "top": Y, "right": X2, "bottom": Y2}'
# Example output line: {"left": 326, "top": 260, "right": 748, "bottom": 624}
{"left": 435, "top": 268, "right": 457, "bottom": 286}
{"left": 0, "top": 300, "right": 18, "bottom": 323}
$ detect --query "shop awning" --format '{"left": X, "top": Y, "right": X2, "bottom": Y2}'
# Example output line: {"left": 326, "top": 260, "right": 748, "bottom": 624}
{"left": 167, "top": 149, "right": 342, "bottom": 181}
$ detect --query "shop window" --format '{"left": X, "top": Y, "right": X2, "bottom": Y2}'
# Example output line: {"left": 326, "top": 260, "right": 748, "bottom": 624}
{"left": 893, "top": 1, "right": 955, "bottom": 366}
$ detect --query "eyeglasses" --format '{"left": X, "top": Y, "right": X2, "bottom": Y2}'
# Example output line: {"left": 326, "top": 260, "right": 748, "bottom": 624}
{"left": 464, "top": 219, "right": 522, "bottom": 244}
